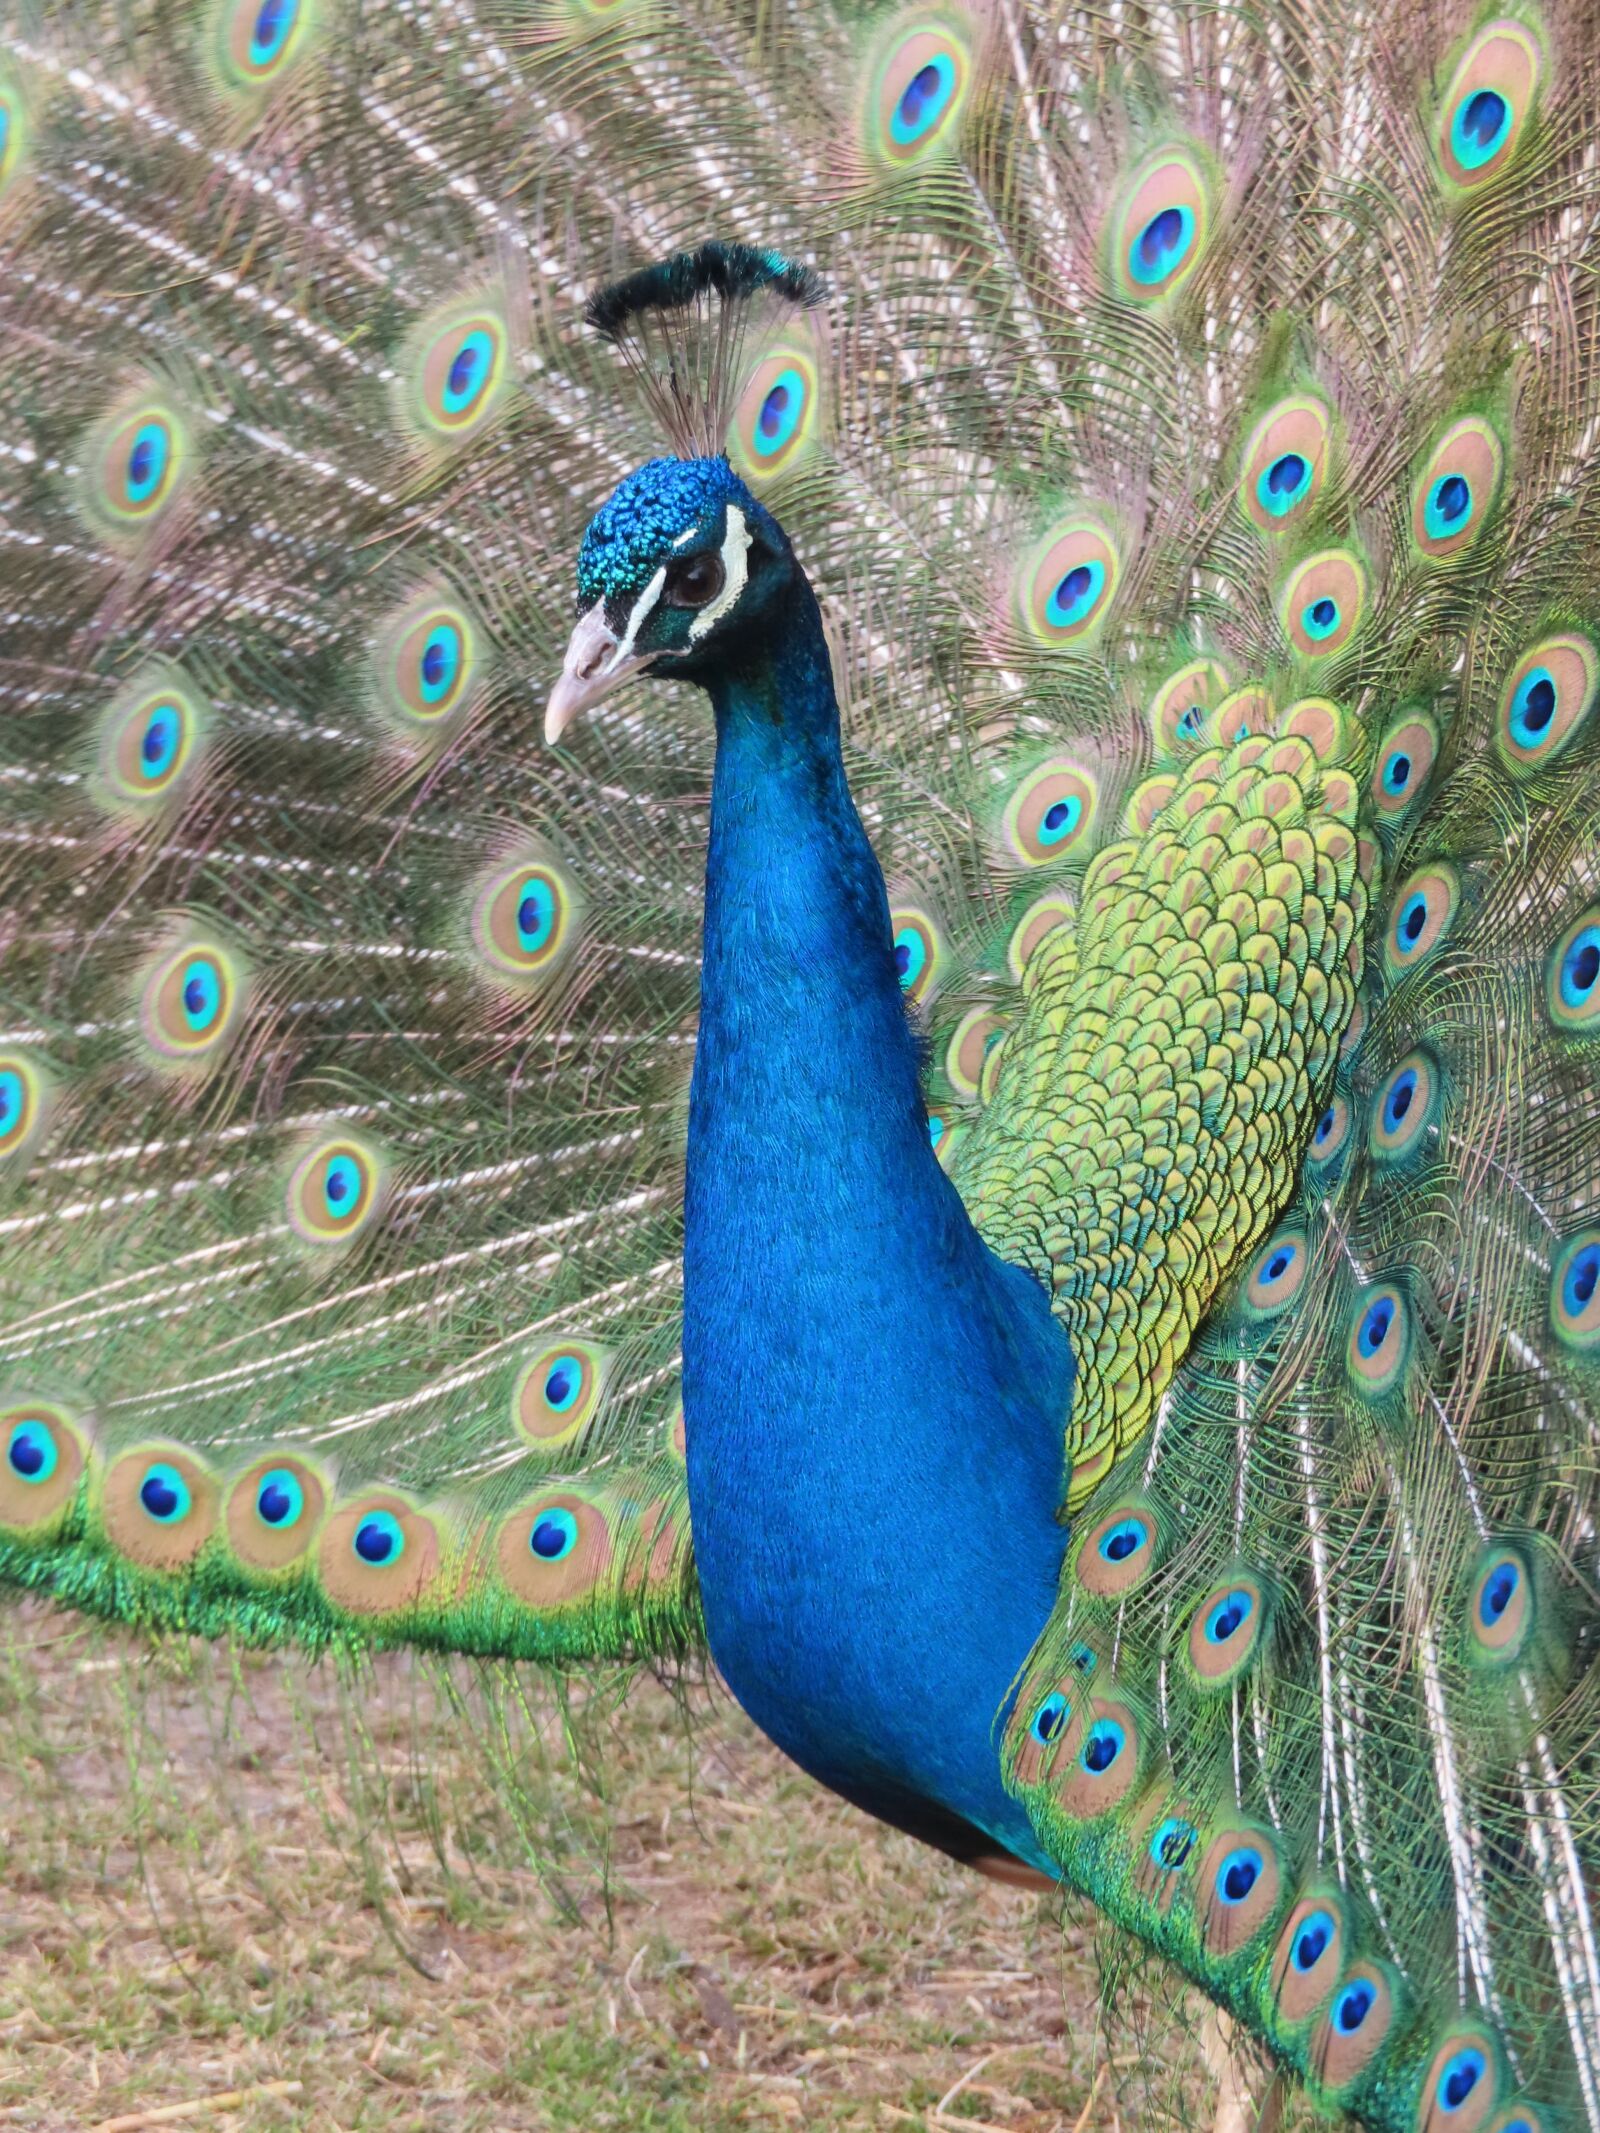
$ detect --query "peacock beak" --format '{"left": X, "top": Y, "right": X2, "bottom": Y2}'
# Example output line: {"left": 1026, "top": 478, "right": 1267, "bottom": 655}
{"left": 545, "top": 600, "right": 654, "bottom": 744}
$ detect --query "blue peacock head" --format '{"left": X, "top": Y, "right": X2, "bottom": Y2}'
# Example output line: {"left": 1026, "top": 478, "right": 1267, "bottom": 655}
{"left": 547, "top": 242, "right": 823, "bottom": 742}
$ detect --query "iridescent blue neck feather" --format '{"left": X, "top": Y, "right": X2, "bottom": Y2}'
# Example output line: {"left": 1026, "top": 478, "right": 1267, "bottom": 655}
{"left": 682, "top": 569, "right": 1074, "bottom": 1870}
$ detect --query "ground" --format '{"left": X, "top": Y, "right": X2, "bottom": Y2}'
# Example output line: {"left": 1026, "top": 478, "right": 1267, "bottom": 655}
{"left": 0, "top": 1605, "right": 1295, "bottom": 2133}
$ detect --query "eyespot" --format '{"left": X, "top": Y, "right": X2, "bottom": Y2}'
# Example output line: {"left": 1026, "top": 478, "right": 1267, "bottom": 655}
{"left": 0, "top": 75, "right": 29, "bottom": 200}
{"left": 0, "top": 1051, "right": 52, "bottom": 1168}
{"left": 1210, "top": 686, "right": 1274, "bottom": 747}
{"left": 1272, "top": 1895, "right": 1346, "bottom": 2025}
{"left": 285, "top": 1137, "right": 385, "bottom": 1247}
{"left": 373, "top": 589, "right": 482, "bottom": 741}
{"left": 224, "top": 1454, "right": 327, "bottom": 1571}
{"left": 1002, "top": 759, "right": 1099, "bottom": 865}
{"left": 401, "top": 299, "right": 511, "bottom": 447}
{"left": 1150, "top": 1815, "right": 1198, "bottom": 1872}
{"left": 1074, "top": 1502, "right": 1159, "bottom": 1597}
{"left": 889, "top": 905, "right": 944, "bottom": 1004}
{"left": 469, "top": 853, "right": 580, "bottom": 988}
{"left": 496, "top": 1490, "right": 613, "bottom": 1608}
{"left": 1110, "top": 146, "right": 1209, "bottom": 303}
{"left": 137, "top": 937, "right": 247, "bottom": 1069}
{"left": 514, "top": 1341, "right": 606, "bottom": 1447}
{"left": 1186, "top": 1573, "right": 1268, "bottom": 1687}
{"left": 1149, "top": 660, "right": 1229, "bottom": 755}
{"left": 1384, "top": 863, "right": 1460, "bottom": 975}
{"left": 1006, "top": 891, "right": 1074, "bottom": 984}
{"left": 1030, "top": 1692, "right": 1066, "bottom": 1745}
{"left": 733, "top": 348, "right": 820, "bottom": 477}
{"left": 1412, "top": 418, "right": 1504, "bottom": 559}
{"left": 1018, "top": 521, "right": 1120, "bottom": 647}
{"left": 1436, "top": 20, "right": 1543, "bottom": 191}
{"left": 1048, "top": 1697, "right": 1142, "bottom": 1819}
{"left": 1496, "top": 635, "right": 1599, "bottom": 774}
{"left": 96, "top": 665, "right": 211, "bottom": 815}
{"left": 1239, "top": 397, "right": 1332, "bottom": 534}
{"left": 1198, "top": 1828, "right": 1282, "bottom": 1956}
{"left": 1550, "top": 1230, "right": 1600, "bottom": 1352}
{"left": 945, "top": 1009, "right": 1010, "bottom": 1098}
{"left": 1310, "top": 1963, "right": 1395, "bottom": 2091}
{"left": 1346, "top": 1284, "right": 1410, "bottom": 1398}
{"left": 1369, "top": 1051, "right": 1440, "bottom": 1162}
{"left": 1545, "top": 908, "right": 1600, "bottom": 1033}
{"left": 217, "top": 0, "right": 311, "bottom": 87}
{"left": 1467, "top": 1545, "right": 1533, "bottom": 1663}
{"left": 0, "top": 1402, "right": 87, "bottom": 1532}
{"left": 1371, "top": 711, "right": 1439, "bottom": 818}
{"left": 1280, "top": 550, "right": 1367, "bottom": 659}
{"left": 1242, "top": 1226, "right": 1309, "bottom": 1320}
{"left": 78, "top": 397, "right": 193, "bottom": 542}
{"left": 869, "top": 23, "right": 972, "bottom": 164}
{"left": 103, "top": 1446, "right": 218, "bottom": 1569}
{"left": 1305, "top": 1092, "right": 1351, "bottom": 1175}
{"left": 319, "top": 1495, "right": 439, "bottom": 1614}
{"left": 1418, "top": 2029, "right": 1504, "bottom": 2133}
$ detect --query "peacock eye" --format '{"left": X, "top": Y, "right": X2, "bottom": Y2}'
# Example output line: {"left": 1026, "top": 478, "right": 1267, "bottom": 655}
{"left": 665, "top": 551, "right": 726, "bottom": 610}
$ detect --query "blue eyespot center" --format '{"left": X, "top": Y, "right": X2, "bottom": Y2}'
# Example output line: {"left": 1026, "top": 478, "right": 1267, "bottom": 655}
{"left": 1514, "top": 672, "right": 1557, "bottom": 741}
{"left": 354, "top": 1510, "right": 404, "bottom": 1565}
{"left": 1430, "top": 473, "right": 1471, "bottom": 526}
{"left": 249, "top": 0, "right": 298, "bottom": 63}
{"left": 891, "top": 53, "right": 957, "bottom": 146}
{"left": 1561, "top": 929, "right": 1600, "bottom": 1005}
{"left": 1178, "top": 705, "right": 1204, "bottom": 738}
{"left": 6, "top": 1420, "right": 56, "bottom": 1484}
{"left": 1100, "top": 1516, "right": 1147, "bottom": 1563}
{"left": 1045, "top": 560, "right": 1106, "bottom": 630}
{"left": 543, "top": 1356, "right": 581, "bottom": 1413}
{"left": 124, "top": 421, "right": 170, "bottom": 505}
{"left": 1480, "top": 1560, "right": 1519, "bottom": 1625}
{"left": 1334, "top": 1981, "right": 1374, "bottom": 2033}
{"left": 1565, "top": 1243, "right": 1600, "bottom": 1314}
{"left": 1314, "top": 1106, "right": 1335, "bottom": 1144}
{"left": 1082, "top": 1718, "right": 1125, "bottom": 1775}
{"left": 1218, "top": 1846, "right": 1262, "bottom": 1903}
{"left": 1384, "top": 749, "right": 1412, "bottom": 793}
{"left": 1399, "top": 893, "right": 1429, "bottom": 946}
{"left": 1293, "top": 1913, "right": 1334, "bottom": 1971}
{"left": 1262, "top": 1244, "right": 1295, "bottom": 1285}
{"left": 752, "top": 368, "right": 807, "bottom": 456}
{"left": 1455, "top": 88, "right": 1510, "bottom": 168}
{"left": 1152, "top": 1816, "right": 1197, "bottom": 1871}
{"left": 419, "top": 624, "right": 461, "bottom": 705}
{"left": 516, "top": 878, "right": 555, "bottom": 954}
{"left": 1132, "top": 204, "right": 1193, "bottom": 285}
{"left": 1358, "top": 1297, "right": 1395, "bottom": 1356}
{"left": 1031, "top": 1693, "right": 1066, "bottom": 1744}
{"left": 440, "top": 328, "right": 496, "bottom": 418}
{"left": 1205, "top": 1589, "right": 1253, "bottom": 1643}
{"left": 255, "top": 1468, "right": 304, "bottom": 1529}
{"left": 1310, "top": 597, "right": 1337, "bottom": 630}
{"left": 139, "top": 1462, "right": 189, "bottom": 1523}
{"left": 1266, "top": 452, "right": 1307, "bottom": 500}
{"left": 1039, "top": 794, "right": 1083, "bottom": 845}
{"left": 1383, "top": 1069, "right": 1418, "bottom": 1131}
{"left": 1438, "top": 2048, "right": 1486, "bottom": 2111}
{"left": 323, "top": 1154, "right": 360, "bottom": 1215}
{"left": 530, "top": 1507, "right": 579, "bottom": 1562}
{"left": 141, "top": 704, "right": 181, "bottom": 775}
{"left": 181, "top": 959, "right": 222, "bottom": 1032}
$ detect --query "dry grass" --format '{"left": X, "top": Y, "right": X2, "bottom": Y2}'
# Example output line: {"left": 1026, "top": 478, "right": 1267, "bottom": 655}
{"left": 0, "top": 1604, "right": 1287, "bottom": 2133}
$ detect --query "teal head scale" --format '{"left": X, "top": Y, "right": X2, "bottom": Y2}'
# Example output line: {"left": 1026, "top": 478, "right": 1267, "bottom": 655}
{"left": 546, "top": 242, "right": 825, "bottom": 742}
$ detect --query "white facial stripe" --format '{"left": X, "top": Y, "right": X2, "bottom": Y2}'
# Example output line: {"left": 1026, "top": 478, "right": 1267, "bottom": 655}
{"left": 688, "top": 504, "right": 751, "bottom": 643}
{"left": 607, "top": 564, "right": 666, "bottom": 672}
{"left": 671, "top": 526, "right": 697, "bottom": 549}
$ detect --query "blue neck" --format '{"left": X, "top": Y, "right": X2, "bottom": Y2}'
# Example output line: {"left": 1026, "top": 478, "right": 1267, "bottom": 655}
{"left": 682, "top": 575, "right": 1073, "bottom": 1871}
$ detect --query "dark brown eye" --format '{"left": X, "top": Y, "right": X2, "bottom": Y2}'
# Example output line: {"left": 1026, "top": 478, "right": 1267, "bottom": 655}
{"left": 665, "top": 551, "right": 725, "bottom": 609}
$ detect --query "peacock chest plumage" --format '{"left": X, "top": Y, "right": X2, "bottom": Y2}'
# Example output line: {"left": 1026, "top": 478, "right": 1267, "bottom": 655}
{"left": 2, "top": 5, "right": 1599, "bottom": 2131}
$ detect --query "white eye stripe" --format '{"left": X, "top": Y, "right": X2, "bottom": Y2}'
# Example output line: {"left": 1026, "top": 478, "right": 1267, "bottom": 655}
{"left": 689, "top": 504, "right": 751, "bottom": 642}
{"left": 609, "top": 564, "right": 667, "bottom": 672}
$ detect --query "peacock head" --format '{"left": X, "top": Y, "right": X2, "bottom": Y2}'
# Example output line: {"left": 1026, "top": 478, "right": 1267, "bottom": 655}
{"left": 546, "top": 453, "right": 796, "bottom": 742}
{"left": 546, "top": 241, "right": 825, "bottom": 744}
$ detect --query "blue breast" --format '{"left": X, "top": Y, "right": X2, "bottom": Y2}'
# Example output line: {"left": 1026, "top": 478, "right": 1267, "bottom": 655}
{"left": 682, "top": 583, "right": 1073, "bottom": 1872}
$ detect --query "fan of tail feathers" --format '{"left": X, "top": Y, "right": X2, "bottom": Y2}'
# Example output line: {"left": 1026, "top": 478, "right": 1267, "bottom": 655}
{"left": 2, "top": 1, "right": 1598, "bottom": 2128}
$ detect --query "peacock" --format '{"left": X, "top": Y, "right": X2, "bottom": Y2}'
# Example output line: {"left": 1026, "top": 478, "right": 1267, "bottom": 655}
{"left": 1, "top": 2, "right": 1598, "bottom": 2127}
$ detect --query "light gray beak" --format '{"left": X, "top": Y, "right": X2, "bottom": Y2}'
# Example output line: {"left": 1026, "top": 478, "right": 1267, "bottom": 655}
{"left": 545, "top": 600, "right": 654, "bottom": 745}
